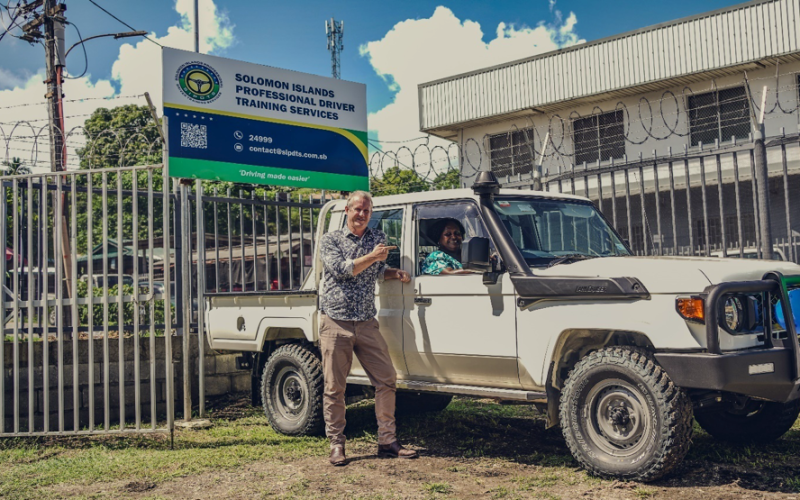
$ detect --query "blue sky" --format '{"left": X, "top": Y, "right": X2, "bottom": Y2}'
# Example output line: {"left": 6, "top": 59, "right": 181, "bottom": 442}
{"left": 1, "top": 0, "right": 742, "bottom": 112}
{"left": 0, "top": 0, "right": 746, "bottom": 169}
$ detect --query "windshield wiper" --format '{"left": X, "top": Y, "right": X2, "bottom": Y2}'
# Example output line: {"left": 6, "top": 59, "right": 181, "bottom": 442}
{"left": 547, "top": 254, "right": 596, "bottom": 268}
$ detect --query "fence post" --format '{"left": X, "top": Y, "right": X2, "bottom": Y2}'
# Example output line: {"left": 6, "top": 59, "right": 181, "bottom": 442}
{"left": 195, "top": 179, "right": 206, "bottom": 418}
{"left": 754, "top": 124, "right": 773, "bottom": 259}
{"left": 180, "top": 181, "right": 192, "bottom": 422}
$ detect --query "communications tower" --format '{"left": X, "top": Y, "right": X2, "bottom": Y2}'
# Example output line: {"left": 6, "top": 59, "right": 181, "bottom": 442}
{"left": 325, "top": 18, "right": 344, "bottom": 79}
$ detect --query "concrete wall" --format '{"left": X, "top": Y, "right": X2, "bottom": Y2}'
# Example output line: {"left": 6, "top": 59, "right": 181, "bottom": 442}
{"left": 1, "top": 334, "right": 250, "bottom": 433}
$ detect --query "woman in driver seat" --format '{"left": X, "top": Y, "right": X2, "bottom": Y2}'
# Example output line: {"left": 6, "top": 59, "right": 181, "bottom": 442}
{"left": 421, "top": 218, "right": 473, "bottom": 275}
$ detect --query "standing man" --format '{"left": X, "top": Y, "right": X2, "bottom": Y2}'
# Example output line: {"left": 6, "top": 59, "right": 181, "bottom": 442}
{"left": 319, "top": 190, "right": 416, "bottom": 466}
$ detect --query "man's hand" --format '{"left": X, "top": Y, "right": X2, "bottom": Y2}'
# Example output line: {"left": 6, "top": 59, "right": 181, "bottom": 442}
{"left": 385, "top": 268, "right": 411, "bottom": 283}
{"left": 352, "top": 244, "right": 397, "bottom": 276}
{"left": 368, "top": 244, "right": 397, "bottom": 262}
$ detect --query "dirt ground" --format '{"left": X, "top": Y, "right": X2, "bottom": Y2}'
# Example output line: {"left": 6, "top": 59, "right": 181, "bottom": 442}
{"left": 21, "top": 394, "right": 800, "bottom": 499}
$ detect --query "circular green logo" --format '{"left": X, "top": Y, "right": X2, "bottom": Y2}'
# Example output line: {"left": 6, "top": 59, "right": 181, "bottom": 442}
{"left": 176, "top": 62, "right": 222, "bottom": 103}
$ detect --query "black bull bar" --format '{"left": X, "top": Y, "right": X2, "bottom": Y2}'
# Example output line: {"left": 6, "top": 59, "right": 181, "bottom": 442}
{"left": 655, "top": 273, "right": 800, "bottom": 403}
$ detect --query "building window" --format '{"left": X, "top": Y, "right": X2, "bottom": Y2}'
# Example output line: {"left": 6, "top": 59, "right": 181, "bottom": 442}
{"left": 489, "top": 129, "right": 534, "bottom": 179}
{"left": 572, "top": 110, "right": 625, "bottom": 165}
{"left": 687, "top": 87, "right": 751, "bottom": 147}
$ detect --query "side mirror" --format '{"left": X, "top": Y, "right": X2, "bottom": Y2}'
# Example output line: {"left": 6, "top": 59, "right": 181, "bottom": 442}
{"left": 462, "top": 237, "right": 491, "bottom": 272}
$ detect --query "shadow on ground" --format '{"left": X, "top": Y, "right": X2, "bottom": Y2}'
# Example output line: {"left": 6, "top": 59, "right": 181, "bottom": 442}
{"left": 337, "top": 395, "right": 800, "bottom": 494}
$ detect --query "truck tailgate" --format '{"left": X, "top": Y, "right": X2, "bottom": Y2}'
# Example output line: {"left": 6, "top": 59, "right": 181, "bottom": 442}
{"left": 205, "top": 290, "right": 318, "bottom": 351}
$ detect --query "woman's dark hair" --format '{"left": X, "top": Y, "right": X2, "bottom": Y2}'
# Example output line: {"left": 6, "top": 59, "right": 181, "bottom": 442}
{"left": 428, "top": 218, "right": 465, "bottom": 244}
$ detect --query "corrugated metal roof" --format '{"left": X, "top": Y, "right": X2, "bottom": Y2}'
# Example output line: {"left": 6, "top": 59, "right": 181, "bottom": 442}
{"left": 418, "top": 0, "right": 800, "bottom": 137}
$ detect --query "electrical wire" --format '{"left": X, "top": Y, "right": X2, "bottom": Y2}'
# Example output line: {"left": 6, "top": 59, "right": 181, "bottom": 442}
{"left": 63, "top": 21, "right": 88, "bottom": 80}
{"left": 86, "top": 0, "right": 162, "bottom": 47}
{"left": 0, "top": 1, "right": 24, "bottom": 42}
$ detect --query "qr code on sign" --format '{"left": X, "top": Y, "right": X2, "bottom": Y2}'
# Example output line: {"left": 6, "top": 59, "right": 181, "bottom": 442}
{"left": 180, "top": 122, "right": 207, "bottom": 149}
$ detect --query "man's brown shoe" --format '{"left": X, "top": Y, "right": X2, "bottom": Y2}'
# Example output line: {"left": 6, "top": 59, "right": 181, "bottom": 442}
{"left": 329, "top": 445, "right": 347, "bottom": 466}
{"left": 378, "top": 441, "right": 418, "bottom": 459}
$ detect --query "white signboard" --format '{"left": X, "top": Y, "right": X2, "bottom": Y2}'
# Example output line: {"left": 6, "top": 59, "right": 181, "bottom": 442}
{"left": 162, "top": 47, "right": 368, "bottom": 190}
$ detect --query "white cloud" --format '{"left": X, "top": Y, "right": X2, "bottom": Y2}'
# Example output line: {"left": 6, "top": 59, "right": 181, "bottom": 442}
{"left": 360, "top": 6, "right": 584, "bottom": 153}
{"left": 0, "top": 67, "right": 28, "bottom": 91}
{"left": 0, "top": 0, "right": 235, "bottom": 172}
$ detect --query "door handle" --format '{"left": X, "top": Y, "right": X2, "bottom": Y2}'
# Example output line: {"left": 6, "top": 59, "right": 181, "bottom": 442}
{"left": 414, "top": 297, "right": 432, "bottom": 305}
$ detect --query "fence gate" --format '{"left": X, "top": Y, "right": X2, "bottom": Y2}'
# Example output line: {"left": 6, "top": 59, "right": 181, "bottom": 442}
{"left": 1, "top": 165, "right": 175, "bottom": 437}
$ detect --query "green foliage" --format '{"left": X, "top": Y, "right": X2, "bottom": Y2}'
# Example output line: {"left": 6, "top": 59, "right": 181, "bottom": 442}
{"left": 1, "top": 157, "right": 30, "bottom": 175}
{"left": 371, "top": 166, "right": 430, "bottom": 196}
{"left": 77, "top": 105, "right": 162, "bottom": 169}
{"left": 432, "top": 168, "right": 461, "bottom": 191}
{"left": 75, "top": 280, "right": 172, "bottom": 330}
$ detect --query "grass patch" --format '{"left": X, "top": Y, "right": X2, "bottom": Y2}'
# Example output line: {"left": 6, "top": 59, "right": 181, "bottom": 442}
{"left": 0, "top": 409, "right": 325, "bottom": 500}
{"left": 422, "top": 482, "right": 452, "bottom": 494}
{"left": 634, "top": 486, "right": 656, "bottom": 498}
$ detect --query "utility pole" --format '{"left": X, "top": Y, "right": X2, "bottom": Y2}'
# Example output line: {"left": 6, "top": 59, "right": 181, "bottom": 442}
{"left": 43, "top": 0, "right": 66, "bottom": 171}
{"left": 325, "top": 18, "right": 344, "bottom": 79}
{"left": 22, "top": 1, "right": 74, "bottom": 302}
{"left": 21, "top": 1, "right": 65, "bottom": 171}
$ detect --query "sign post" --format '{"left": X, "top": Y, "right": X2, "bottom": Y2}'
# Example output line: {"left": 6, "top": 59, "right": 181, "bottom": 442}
{"left": 162, "top": 47, "right": 368, "bottom": 191}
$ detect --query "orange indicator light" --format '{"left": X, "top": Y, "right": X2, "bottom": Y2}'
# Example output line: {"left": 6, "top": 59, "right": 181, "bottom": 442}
{"left": 677, "top": 298, "right": 705, "bottom": 323}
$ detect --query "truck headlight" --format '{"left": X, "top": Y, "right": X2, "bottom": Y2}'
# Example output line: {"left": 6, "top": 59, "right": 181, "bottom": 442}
{"left": 723, "top": 296, "right": 744, "bottom": 333}
{"left": 719, "top": 294, "right": 759, "bottom": 334}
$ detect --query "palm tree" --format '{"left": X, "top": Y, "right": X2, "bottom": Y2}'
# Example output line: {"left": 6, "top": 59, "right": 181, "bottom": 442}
{"left": 1, "top": 157, "right": 31, "bottom": 175}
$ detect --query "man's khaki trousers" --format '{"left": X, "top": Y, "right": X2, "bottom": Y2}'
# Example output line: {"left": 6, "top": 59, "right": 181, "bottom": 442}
{"left": 320, "top": 314, "right": 397, "bottom": 447}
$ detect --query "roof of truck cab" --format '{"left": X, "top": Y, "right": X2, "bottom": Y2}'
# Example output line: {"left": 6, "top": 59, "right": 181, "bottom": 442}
{"left": 367, "top": 188, "right": 591, "bottom": 207}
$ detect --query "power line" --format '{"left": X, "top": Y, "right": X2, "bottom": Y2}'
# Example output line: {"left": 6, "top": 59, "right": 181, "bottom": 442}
{"left": 86, "top": 0, "right": 162, "bottom": 47}
{"left": 63, "top": 20, "right": 88, "bottom": 79}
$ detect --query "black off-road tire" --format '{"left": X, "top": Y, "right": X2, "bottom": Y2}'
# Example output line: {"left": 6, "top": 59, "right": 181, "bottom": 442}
{"left": 395, "top": 391, "right": 453, "bottom": 415}
{"left": 695, "top": 398, "right": 800, "bottom": 444}
{"left": 261, "top": 344, "right": 324, "bottom": 436}
{"left": 559, "top": 347, "right": 693, "bottom": 482}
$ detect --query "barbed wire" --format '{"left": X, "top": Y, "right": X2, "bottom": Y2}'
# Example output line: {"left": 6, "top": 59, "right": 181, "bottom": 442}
{"left": 1, "top": 72, "right": 798, "bottom": 185}
{"left": 365, "top": 72, "right": 800, "bottom": 186}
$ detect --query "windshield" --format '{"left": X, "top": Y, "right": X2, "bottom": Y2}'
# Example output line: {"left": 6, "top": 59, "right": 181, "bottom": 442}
{"left": 493, "top": 197, "right": 631, "bottom": 267}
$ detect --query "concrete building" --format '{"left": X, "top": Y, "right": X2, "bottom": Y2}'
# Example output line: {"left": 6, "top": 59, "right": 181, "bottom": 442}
{"left": 419, "top": 0, "right": 800, "bottom": 260}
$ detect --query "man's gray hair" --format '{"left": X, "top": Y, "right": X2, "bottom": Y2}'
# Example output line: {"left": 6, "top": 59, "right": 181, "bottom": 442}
{"left": 346, "top": 190, "right": 373, "bottom": 208}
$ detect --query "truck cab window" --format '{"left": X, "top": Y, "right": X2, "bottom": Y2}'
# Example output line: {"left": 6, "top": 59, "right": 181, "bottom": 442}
{"left": 368, "top": 208, "right": 403, "bottom": 269}
{"left": 415, "top": 202, "right": 492, "bottom": 276}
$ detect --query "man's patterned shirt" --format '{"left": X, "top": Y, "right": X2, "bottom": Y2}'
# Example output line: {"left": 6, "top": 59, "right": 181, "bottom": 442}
{"left": 319, "top": 226, "right": 387, "bottom": 321}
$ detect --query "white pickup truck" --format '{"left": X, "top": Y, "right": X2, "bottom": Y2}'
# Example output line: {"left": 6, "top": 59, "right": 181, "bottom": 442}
{"left": 206, "top": 172, "right": 800, "bottom": 481}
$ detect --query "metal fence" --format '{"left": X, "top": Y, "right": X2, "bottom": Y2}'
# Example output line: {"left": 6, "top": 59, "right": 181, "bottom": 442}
{"left": 0, "top": 155, "right": 330, "bottom": 437}
{"left": 536, "top": 134, "right": 800, "bottom": 263}
{"left": 0, "top": 164, "right": 174, "bottom": 436}
{"left": 176, "top": 181, "right": 328, "bottom": 420}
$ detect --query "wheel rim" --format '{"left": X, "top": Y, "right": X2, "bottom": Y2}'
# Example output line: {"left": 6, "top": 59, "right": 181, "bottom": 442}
{"left": 585, "top": 378, "right": 651, "bottom": 458}
{"left": 272, "top": 365, "right": 306, "bottom": 421}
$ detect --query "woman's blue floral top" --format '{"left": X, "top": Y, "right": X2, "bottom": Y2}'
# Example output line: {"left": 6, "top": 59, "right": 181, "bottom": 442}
{"left": 421, "top": 250, "right": 463, "bottom": 275}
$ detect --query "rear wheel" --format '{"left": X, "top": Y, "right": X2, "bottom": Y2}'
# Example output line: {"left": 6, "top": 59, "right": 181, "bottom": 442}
{"left": 560, "top": 347, "right": 693, "bottom": 482}
{"left": 695, "top": 397, "right": 800, "bottom": 443}
{"left": 261, "top": 344, "right": 324, "bottom": 436}
{"left": 395, "top": 392, "right": 453, "bottom": 415}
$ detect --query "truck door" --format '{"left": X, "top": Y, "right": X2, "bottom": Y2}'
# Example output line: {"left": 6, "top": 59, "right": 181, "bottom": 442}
{"left": 346, "top": 206, "right": 409, "bottom": 377}
{"left": 402, "top": 201, "right": 520, "bottom": 388}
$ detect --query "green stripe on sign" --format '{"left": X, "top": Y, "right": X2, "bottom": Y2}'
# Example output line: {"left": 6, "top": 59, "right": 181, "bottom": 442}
{"left": 169, "top": 157, "right": 369, "bottom": 191}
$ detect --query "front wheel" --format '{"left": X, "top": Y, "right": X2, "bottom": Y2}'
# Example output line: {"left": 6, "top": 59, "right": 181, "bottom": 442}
{"left": 261, "top": 344, "right": 324, "bottom": 436}
{"left": 559, "top": 347, "right": 693, "bottom": 482}
{"left": 695, "top": 397, "right": 800, "bottom": 444}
